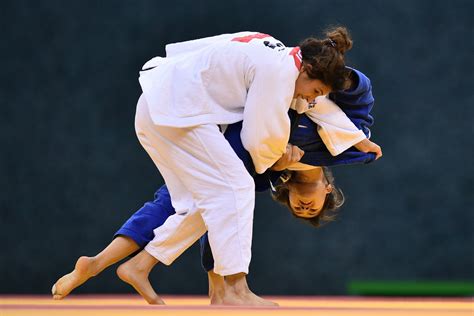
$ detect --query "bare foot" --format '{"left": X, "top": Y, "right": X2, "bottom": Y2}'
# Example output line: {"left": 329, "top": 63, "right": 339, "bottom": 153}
{"left": 241, "top": 290, "right": 279, "bottom": 306}
{"left": 210, "top": 293, "right": 223, "bottom": 305}
{"left": 219, "top": 288, "right": 279, "bottom": 306}
{"left": 51, "top": 256, "right": 98, "bottom": 300}
{"left": 116, "top": 253, "right": 164, "bottom": 305}
{"left": 213, "top": 273, "right": 278, "bottom": 307}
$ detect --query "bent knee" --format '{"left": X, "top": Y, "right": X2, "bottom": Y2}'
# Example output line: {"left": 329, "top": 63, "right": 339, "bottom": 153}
{"left": 197, "top": 173, "right": 255, "bottom": 212}
{"left": 223, "top": 171, "right": 255, "bottom": 198}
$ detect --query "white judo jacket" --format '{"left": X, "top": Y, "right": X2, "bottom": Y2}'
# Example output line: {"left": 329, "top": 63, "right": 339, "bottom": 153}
{"left": 139, "top": 32, "right": 365, "bottom": 173}
{"left": 139, "top": 32, "right": 299, "bottom": 174}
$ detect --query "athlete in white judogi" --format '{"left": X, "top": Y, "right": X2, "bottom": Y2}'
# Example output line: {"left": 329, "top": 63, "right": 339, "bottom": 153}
{"left": 114, "top": 28, "right": 358, "bottom": 305}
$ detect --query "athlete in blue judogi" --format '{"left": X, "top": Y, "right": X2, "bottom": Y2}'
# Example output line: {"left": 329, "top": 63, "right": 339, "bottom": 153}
{"left": 52, "top": 68, "right": 380, "bottom": 304}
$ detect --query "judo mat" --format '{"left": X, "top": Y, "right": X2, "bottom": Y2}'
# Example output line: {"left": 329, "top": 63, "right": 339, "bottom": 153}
{"left": 1, "top": 295, "right": 473, "bottom": 316}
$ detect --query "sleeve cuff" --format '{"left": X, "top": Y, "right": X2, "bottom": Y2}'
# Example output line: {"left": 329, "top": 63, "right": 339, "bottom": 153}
{"left": 318, "top": 128, "right": 367, "bottom": 156}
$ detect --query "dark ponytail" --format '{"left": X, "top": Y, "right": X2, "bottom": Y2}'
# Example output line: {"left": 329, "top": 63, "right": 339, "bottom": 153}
{"left": 299, "top": 26, "right": 353, "bottom": 91}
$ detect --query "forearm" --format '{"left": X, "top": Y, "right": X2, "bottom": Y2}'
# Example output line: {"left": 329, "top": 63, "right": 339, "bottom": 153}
{"left": 306, "top": 97, "right": 366, "bottom": 156}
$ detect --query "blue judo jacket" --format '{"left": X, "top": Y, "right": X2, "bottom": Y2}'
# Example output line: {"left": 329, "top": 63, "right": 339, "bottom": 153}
{"left": 115, "top": 68, "right": 376, "bottom": 271}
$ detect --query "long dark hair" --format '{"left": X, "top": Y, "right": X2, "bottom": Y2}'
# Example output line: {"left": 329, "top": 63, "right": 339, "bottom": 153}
{"left": 300, "top": 26, "right": 353, "bottom": 91}
{"left": 271, "top": 167, "right": 345, "bottom": 227}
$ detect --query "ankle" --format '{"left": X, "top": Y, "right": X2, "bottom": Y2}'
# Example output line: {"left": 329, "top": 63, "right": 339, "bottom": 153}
{"left": 208, "top": 271, "right": 225, "bottom": 297}
{"left": 225, "top": 273, "right": 249, "bottom": 293}
{"left": 87, "top": 256, "right": 104, "bottom": 276}
{"left": 224, "top": 272, "right": 245, "bottom": 284}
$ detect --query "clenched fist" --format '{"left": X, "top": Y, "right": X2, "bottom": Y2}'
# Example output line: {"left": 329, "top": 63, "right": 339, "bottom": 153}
{"left": 271, "top": 144, "right": 305, "bottom": 171}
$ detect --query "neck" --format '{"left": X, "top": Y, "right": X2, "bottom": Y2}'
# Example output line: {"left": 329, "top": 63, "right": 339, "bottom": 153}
{"left": 292, "top": 167, "right": 324, "bottom": 183}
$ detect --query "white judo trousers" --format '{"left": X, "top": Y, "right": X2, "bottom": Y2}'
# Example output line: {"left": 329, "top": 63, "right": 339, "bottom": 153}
{"left": 135, "top": 95, "right": 255, "bottom": 275}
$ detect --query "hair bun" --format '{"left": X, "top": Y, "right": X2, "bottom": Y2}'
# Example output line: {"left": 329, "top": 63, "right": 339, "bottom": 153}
{"left": 297, "top": 25, "right": 353, "bottom": 91}
{"left": 325, "top": 26, "right": 353, "bottom": 55}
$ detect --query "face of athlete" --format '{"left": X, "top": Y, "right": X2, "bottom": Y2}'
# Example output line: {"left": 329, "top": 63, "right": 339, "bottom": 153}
{"left": 287, "top": 177, "right": 333, "bottom": 219}
{"left": 293, "top": 66, "right": 332, "bottom": 102}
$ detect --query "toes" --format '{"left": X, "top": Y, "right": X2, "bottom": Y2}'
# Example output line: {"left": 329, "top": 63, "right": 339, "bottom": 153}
{"left": 52, "top": 284, "right": 64, "bottom": 300}
{"left": 51, "top": 284, "right": 62, "bottom": 297}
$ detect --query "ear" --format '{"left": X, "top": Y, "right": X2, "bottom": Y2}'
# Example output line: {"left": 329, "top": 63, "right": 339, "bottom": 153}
{"left": 301, "top": 63, "right": 313, "bottom": 74}
{"left": 325, "top": 184, "right": 333, "bottom": 194}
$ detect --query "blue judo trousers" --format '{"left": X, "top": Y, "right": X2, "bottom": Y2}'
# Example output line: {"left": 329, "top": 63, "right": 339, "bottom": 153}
{"left": 115, "top": 68, "right": 376, "bottom": 272}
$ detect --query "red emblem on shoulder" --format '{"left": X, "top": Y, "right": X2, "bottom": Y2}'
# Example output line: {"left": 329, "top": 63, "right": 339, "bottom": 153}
{"left": 289, "top": 47, "right": 302, "bottom": 70}
{"left": 232, "top": 33, "right": 271, "bottom": 43}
